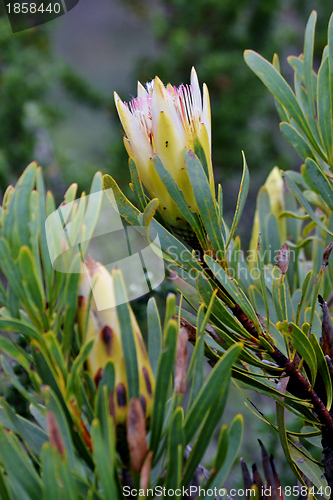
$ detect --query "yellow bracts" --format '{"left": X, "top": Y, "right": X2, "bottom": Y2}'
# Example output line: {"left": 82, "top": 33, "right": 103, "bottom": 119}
{"left": 114, "top": 67, "right": 214, "bottom": 229}
{"left": 78, "top": 257, "right": 155, "bottom": 424}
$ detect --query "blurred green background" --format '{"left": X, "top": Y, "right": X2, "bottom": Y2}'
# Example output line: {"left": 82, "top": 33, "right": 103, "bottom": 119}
{"left": 0, "top": 0, "right": 330, "bottom": 490}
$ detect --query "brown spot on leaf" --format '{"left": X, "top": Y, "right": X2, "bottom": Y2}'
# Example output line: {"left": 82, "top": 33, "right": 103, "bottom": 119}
{"left": 140, "top": 395, "right": 146, "bottom": 416}
{"left": 94, "top": 368, "right": 103, "bottom": 386}
{"left": 288, "top": 325, "right": 292, "bottom": 333}
{"left": 117, "top": 383, "right": 127, "bottom": 407}
{"left": 78, "top": 295, "right": 86, "bottom": 308}
{"left": 142, "top": 367, "right": 152, "bottom": 395}
{"left": 101, "top": 326, "right": 113, "bottom": 355}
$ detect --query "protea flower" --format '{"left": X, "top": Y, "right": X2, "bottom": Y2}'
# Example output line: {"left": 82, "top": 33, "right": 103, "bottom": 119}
{"left": 114, "top": 67, "right": 214, "bottom": 230}
{"left": 77, "top": 257, "right": 155, "bottom": 425}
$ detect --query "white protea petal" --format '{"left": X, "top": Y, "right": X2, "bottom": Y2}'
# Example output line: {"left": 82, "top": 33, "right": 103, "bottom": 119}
{"left": 190, "top": 66, "right": 202, "bottom": 125}
{"left": 202, "top": 83, "right": 211, "bottom": 148}
{"left": 114, "top": 92, "right": 153, "bottom": 178}
{"left": 137, "top": 81, "right": 148, "bottom": 99}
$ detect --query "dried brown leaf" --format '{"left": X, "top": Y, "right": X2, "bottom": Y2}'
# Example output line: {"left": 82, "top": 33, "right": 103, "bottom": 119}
{"left": 318, "top": 294, "right": 333, "bottom": 359}
{"left": 276, "top": 243, "right": 290, "bottom": 275}
{"left": 140, "top": 451, "right": 153, "bottom": 492}
{"left": 126, "top": 398, "right": 148, "bottom": 473}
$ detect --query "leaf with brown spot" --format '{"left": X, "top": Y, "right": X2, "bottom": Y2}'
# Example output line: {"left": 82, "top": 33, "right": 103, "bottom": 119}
{"left": 321, "top": 242, "right": 333, "bottom": 272}
{"left": 126, "top": 398, "right": 148, "bottom": 473}
{"left": 47, "top": 411, "right": 65, "bottom": 459}
{"left": 276, "top": 243, "right": 290, "bottom": 275}
{"left": 175, "top": 327, "right": 188, "bottom": 394}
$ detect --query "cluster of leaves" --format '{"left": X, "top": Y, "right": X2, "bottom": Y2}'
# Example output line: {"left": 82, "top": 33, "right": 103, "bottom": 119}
{"left": 2, "top": 7, "right": 333, "bottom": 500}
{"left": 0, "top": 163, "right": 245, "bottom": 498}
{"left": 102, "top": 11, "right": 333, "bottom": 497}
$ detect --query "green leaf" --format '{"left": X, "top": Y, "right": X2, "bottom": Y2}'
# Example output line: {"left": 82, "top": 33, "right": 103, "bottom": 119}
{"left": 18, "top": 246, "right": 46, "bottom": 328}
{"left": 11, "top": 163, "right": 37, "bottom": 256}
{"left": 0, "top": 336, "right": 30, "bottom": 371}
{"left": 43, "top": 386, "right": 76, "bottom": 468}
{"left": 150, "top": 319, "right": 178, "bottom": 453}
{"left": 329, "top": 13, "right": 333, "bottom": 162}
{"left": 36, "top": 169, "right": 53, "bottom": 304}
{"left": 277, "top": 321, "right": 317, "bottom": 384}
{"left": 296, "top": 271, "right": 313, "bottom": 325}
{"left": 196, "top": 273, "right": 254, "bottom": 340}
{"left": 183, "top": 374, "right": 230, "bottom": 488}
{"left": 289, "top": 443, "right": 327, "bottom": 490}
{"left": 317, "top": 56, "right": 333, "bottom": 164}
{"left": 0, "top": 424, "right": 42, "bottom": 498}
{"left": 256, "top": 235, "right": 270, "bottom": 328}
{"left": 61, "top": 258, "right": 81, "bottom": 355}
{"left": 244, "top": 50, "right": 321, "bottom": 156}
{"left": 165, "top": 407, "right": 183, "bottom": 491}
{"left": 265, "top": 213, "right": 281, "bottom": 264}
{"left": 185, "top": 149, "right": 224, "bottom": 253}
{"left": 103, "top": 174, "right": 203, "bottom": 277}
{"left": 152, "top": 155, "right": 206, "bottom": 248}
{"left": 309, "top": 332, "right": 332, "bottom": 411}
{"left": 276, "top": 403, "right": 307, "bottom": 486}
{"left": 147, "top": 297, "right": 162, "bottom": 376}
{"left": 113, "top": 269, "right": 139, "bottom": 400}
{"left": 129, "top": 158, "right": 147, "bottom": 212}
{"left": 272, "top": 267, "right": 287, "bottom": 322}
{"left": 91, "top": 419, "right": 117, "bottom": 500}
{"left": 0, "top": 398, "right": 48, "bottom": 458}
{"left": 66, "top": 339, "right": 94, "bottom": 399}
{"left": 140, "top": 198, "right": 159, "bottom": 238}
{"left": 283, "top": 171, "right": 333, "bottom": 236}
{"left": 0, "top": 466, "right": 13, "bottom": 500}
{"left": 303, "top": 11, "right": 320, "bottom": 144}
{"left": 194, "top": 137, "right": 209, "bottom": 180}
{"left": 304, "top": 158, "right": 333, "bottom": 211}
{"left": 280, "top": 122, "right": 315, "bottom": 162}
{"left": 0, "top": 355, "right": 37, "bottom": 404}
{"left": 226, "top": 152, "right": 249, "bottom": 247}
{"left": 204, "top": 255, "right": 264, "bottom": 336}
{"left": 203, "top": 415, "right": 243, "bottom": 495}
{"left": 41, "top": 444, "right": 62, "bottom": 500}
{"left": 187, "top": 305, "right": 206, "bottom": 407}
{"left": 183, "top": 343, "right": 242, "bottom": 445}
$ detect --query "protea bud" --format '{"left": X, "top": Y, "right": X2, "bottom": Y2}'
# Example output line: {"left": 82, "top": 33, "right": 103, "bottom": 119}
{"left": 77, "top": 257, "right": 155, "bottom": 425}
{"left": 114, "top": 67, "right": 214, "bottom": 230}
{"left": 249, "top": 166, "right": 286, "bottom": 266}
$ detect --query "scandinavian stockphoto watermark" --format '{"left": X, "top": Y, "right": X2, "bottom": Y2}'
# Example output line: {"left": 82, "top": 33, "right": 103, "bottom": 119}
{"left": 4, "top": 0, "right": 80, "bottom": 33}
{"left": 45, "top": 188, "right": 165, "bottom": 309}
